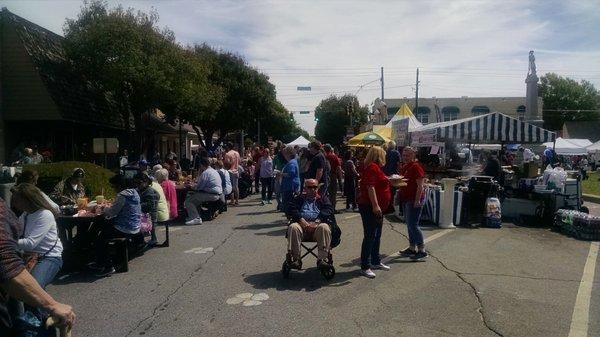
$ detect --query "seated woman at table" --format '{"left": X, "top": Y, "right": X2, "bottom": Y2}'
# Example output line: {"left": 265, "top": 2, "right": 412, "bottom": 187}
{"left": 155, "top": 168, "right": 178, "bottom": 220}
{"left": 50, "top": 168, "right": 87, "bottom": 205}
{"left": 134, "top": 172, "right": 160, "bottom": 246}
{"left": 89, "top": 174, "right": 141, "bottom": 277}
{"left": 15, "top": 169, "right": 60, "bottom": 214}
{"left": 10, "top": 183, "right": 63, "bottom": 289}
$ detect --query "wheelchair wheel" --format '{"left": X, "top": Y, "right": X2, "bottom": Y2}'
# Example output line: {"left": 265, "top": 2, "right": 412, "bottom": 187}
{"left": 282, "top": 261, "right": 291, "bottom": 279}
{"left": 320, "top": 265, "right": 335, "bottom": 280}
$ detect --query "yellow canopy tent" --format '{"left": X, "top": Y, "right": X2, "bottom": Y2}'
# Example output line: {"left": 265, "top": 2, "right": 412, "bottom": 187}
{"left": 348, "top": 131, "right": 390, "bottom": 147}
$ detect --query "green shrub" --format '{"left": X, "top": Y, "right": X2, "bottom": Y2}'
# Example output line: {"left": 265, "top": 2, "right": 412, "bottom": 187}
{"left": 24, "top": 161, "right": 117, "bottom": 199}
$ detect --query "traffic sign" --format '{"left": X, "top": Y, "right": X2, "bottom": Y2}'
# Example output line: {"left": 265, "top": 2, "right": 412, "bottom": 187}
{"left": 297, "top": 86, "right": 311, "bottom": 91}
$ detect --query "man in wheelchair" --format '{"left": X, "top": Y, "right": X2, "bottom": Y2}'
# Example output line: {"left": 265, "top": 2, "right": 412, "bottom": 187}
{"left": 285, "top": 179, "right": 333, "bottom": 271}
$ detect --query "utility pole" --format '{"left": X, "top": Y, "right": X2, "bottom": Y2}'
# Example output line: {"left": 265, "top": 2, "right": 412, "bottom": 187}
{"left": 415, "top": 68, "right": 420, "bottom": 114}
{"left": 257, "top": 119, "right": 261, "bottom": 145}
{"left": 380, "top": 66, "right": 384, "bottom": 100}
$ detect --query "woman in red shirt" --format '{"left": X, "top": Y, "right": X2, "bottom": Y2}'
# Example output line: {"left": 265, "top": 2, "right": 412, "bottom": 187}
{"left": 398, "top": 146, "right": 427, "bottom": 261}
{"left": 358, "top": 146, "right": 391, "bottom": 278}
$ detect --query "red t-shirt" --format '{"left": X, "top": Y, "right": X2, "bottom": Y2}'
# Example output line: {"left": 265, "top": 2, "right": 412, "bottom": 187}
{"left": 358, "top": 162, "right": 391, "bottom": 210}
{"left": 325, "top": 153, "right": 340, "bottom": 174}
{"left": 399, "top": 160, "right": 425, "bottom": 202}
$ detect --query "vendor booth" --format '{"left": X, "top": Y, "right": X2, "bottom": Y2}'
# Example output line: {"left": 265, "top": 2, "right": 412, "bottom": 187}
{"left": 286, "top": 136, "right": 310, "bottom": 148}
{"left": 397, "top": 112, "right": 579, "bottom": 228}
{"left": 542, "top": 137, "right": 589, "bottom": 156}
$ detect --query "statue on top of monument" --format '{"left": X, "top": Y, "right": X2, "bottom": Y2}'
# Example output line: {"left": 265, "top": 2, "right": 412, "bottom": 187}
{"left": 528, "top": 50, "right": 536, "bottom": 76}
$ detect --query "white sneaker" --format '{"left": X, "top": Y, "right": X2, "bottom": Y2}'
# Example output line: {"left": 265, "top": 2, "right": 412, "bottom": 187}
{"left": 371, "top": 263, "right": 390, "bottom": 271}
{"left": 361, "top": 269, "right": 376, "bottom": 278}
{"left": 185, "top": 217, "right": 202, "bottom": 225}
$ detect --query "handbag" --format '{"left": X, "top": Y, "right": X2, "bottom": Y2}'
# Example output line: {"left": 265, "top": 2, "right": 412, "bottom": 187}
{"left": 140, "top": 213, "right": 153, "bottom": 234}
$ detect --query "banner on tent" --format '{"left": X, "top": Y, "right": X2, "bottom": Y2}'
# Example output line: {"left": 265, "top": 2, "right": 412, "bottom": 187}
{"left": 392, "top": 119, "right": 409, "bottom": 146}
{"left": 411, "top": 130, "right": 437, "bottom": 144}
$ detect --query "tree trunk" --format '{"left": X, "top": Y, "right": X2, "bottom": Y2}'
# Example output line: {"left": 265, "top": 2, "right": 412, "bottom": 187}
{"left": 192, "top": 125, "right": 205, "bottom": 148}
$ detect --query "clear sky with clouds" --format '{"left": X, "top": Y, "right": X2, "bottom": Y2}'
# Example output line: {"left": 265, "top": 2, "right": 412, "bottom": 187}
{"left": 2, "top": 0, "right": 599, "bottom": 135}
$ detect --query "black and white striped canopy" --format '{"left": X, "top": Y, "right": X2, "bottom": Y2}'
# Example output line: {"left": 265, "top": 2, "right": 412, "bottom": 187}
{"left": 412, "top": 112, "right": 555, "bottom": 144}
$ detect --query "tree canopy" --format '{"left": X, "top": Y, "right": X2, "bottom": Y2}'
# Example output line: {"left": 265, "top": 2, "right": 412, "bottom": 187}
{"left": 62, "top": 0, "right": 305, "bottom": 151}
{"left": 314, "top": 94, "right": 369, "bottom": 147}
{"left": 539, "top": 73, "right": 600, "bottom": 130}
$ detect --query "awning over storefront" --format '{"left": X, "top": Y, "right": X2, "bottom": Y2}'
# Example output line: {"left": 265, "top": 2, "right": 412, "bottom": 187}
{"left": 412, "top": 112, "right": 555, "bottom": 144}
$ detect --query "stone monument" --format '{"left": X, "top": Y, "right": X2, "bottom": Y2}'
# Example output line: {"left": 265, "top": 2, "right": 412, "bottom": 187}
{"left": 525, "top": 50, "right": 544, "bottom": 126}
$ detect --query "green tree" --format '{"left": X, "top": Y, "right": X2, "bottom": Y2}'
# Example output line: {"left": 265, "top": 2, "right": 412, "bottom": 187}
{"left": 539, "top": 73, "right": 600, "bottom": 130}
{"left": 314, "top": 94, "right": 368, "bottom": 146}
{"left": 189, "top": 45, "right": 284, "bottom": 148}
{"left": 260, "top": 102, "right": 309, "bottom": 144}
{"left": 63, "top": 0, "right": 183, "bottom": 151}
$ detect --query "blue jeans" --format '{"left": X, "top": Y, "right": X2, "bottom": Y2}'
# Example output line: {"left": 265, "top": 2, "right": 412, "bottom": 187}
{"left": 402, "top": 202, "right": 424, "bottom": 246}
{"left": 281, "top": 190, "right": 295, "bottom": 214}
{"left": 359, "top": 205, "right": 383, "bottom": 270}
{"left": 30, "top": 256, "right": 63, "bottom": 289}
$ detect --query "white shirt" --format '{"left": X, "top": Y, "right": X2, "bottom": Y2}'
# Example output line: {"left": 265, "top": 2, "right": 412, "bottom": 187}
{"left": 18, "top": 209, "right": 63, "bottom": 258}
{"left": 523, "top": 148, "right": 535, "bottom": 162}
{"left": 219, "top": 169, "right": 232, "bottom": 195}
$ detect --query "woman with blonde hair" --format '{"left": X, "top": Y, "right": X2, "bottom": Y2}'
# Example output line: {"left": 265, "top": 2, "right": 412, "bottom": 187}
{"left": 11, "top": 183, "right": 63, "bottom": 288}
{"left": 357, "top": 146, "right": 391, "bottom": 278}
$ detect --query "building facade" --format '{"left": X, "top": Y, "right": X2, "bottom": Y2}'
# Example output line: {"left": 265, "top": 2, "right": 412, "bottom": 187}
{"left": 384, "top": 96, "right": 543, "bottom": 125}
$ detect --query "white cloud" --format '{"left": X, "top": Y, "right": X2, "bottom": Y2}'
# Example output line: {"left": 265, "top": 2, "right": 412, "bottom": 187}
{"left": 3, "top": 0, "right": 599, "bottom": 135}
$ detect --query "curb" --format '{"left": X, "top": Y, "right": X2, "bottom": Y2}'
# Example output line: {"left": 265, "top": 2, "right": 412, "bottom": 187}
{"left": 583, "top": 194, "right": 600, "bottom": 204}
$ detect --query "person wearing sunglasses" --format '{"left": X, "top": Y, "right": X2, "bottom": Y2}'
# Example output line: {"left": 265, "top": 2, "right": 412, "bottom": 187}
{"left": 285, "top": 179, "right": 333, "bottom": 270}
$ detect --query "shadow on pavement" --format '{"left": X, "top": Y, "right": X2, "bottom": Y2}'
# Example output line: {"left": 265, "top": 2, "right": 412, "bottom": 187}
{"left": 244, "top": 268, "right": 356, "bottom": 292}
{"left": 237, "top": 210, "right": 281, "bottom": 216}
{"left": 233, "top": 221, "right": 286, "bottom": 231}
{"left": 254, "top": 228, "right": 287, "bottom": 237}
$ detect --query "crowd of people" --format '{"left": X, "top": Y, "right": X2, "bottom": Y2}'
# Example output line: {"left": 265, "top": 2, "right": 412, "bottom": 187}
{"left": 0, "top": 138, "right": 433, "bottom": 335}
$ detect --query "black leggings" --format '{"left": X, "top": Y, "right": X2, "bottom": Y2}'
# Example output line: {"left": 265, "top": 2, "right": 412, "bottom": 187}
{"left": 260, "top": 177, "right": 273, "bottom": 200}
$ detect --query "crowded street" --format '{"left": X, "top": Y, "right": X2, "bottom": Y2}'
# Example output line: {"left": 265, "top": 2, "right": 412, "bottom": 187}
{"left": 2, "top": 1, "right": 600, "bottom": 336}
{"left": 47, "top": 195, "right": 600, "bottom": 337}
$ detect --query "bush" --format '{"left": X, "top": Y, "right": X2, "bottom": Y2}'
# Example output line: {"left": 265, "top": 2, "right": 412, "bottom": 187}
{"left": 23, "top": 161, "right": 118, "bottom": 199}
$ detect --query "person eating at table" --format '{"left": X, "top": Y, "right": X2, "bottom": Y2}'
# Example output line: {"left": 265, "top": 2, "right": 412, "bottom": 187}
{"left": 89, "top": 174, "right": 141, "bottom": 277}
{"left": 50, "top": 168, "right": 86, "bottom": 206}
{"left": 15, "top": 169, "right": 60, "bottom": 214}
{"left": 155, "top": 168, "right": 178, "bottom": 220}
{"left": 134, "top": 172, "right": 160, "bottom": 247}
{"left": 10, "top": 183, "right": 63, "bottom": 290}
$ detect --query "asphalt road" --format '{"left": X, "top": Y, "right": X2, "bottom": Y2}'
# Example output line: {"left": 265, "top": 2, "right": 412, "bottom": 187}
{"left": 48, "top": 195, "right": 600, "bottom": 337}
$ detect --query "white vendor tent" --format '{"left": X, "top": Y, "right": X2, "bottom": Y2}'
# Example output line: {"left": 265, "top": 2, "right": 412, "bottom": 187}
{"left": 587, "top": 140, "right": 600, "bottom": 153}
{"left": 286, "top": 135, "right": 310, "bottom": 147}
{"left": 543, "top": 137, "right": 588, "bottom": 155}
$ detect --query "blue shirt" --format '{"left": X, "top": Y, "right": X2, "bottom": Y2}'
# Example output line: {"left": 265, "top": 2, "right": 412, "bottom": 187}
{"left": 383, "top": 149, "right": 400, "bottom": 176}
{"left": 196, "top": 167, "right": 223, "bottom": 194}
{"left": 104, "top": 189, "right": 141, "bottom": 234}
{"left": 300, "top": 198, "right": 320, "bottom": 221}
{"left": 281, "top": 159, "right": 300, "bottom": 192}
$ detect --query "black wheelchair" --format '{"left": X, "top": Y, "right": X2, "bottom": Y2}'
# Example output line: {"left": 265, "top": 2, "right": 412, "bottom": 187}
{"left": 281, "top": 215, "right": 341, "bottom": 281}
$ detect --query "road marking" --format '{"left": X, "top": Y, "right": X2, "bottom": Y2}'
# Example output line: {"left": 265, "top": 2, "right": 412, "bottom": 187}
{"left": 568, "top": 242, "right": 599, "bottom": 337}
{"left": 344, "top": 214, "right": 360, "bottom": 220}
{"left": 382, "top": 229, "right": 453, "bottom": 263}
{"left": 184, "top": 247, "right": 214, "bottom": 254}
{"left": 226, "top": 292, "right": 269, "bottom": 307}
{"left": 425, "top": 229, "right": 454, "bottom": 244}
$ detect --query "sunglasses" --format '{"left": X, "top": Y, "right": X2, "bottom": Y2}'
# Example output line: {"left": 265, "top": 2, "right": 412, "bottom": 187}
{"left": 305, "top": 186, "right": 318, "bottom": 189}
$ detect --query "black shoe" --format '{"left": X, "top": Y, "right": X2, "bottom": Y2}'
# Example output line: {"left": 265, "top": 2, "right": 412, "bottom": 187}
{"left": 399, "top": 247, "right": 417, "bottom": 257}
{"left": 410, "top": 251, "right": 428, "bottom": 261}
{"left": 87, "top": 262, "right": 103, "bottom": 271}
{"left": 95, "top": 266, "right": 116, "bottom": 277}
